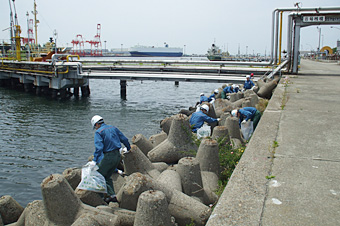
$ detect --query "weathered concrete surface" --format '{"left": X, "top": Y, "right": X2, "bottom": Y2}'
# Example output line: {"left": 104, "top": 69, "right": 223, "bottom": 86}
{"left": 206, "top": 59, "right": 340, "bottom": 225}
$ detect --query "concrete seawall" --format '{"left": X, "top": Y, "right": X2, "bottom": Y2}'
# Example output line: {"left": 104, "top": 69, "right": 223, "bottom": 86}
{"left": 207, "top": 59, "right": 340, "bottom": 225}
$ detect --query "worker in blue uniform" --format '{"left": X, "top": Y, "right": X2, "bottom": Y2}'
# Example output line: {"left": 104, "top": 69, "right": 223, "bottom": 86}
{"left": 87, "top": 115, "right": 131, "bottom": 203}
{"left": 221, "top": 85, "right": 234, "bottom": 99}
{"left": 199, "top": 93, "right": 209, "bottom": 104}
{"left": 231, "top": 107, "right": 261, "bottom": 130}
{"left": 232, "top": 84, "right": 240, "bottom": 93}
{"left": 189, "top": 104, "right": 219, "bottom": 133}
{"left": 208, "top": 89, "right": 219, "bottom": 102}
{"left": 244, "top": 75, "right": 255, "bottom": 90}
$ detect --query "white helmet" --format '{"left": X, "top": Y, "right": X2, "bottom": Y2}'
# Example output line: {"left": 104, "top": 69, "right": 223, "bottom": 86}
{"left": 214, "top": 89, "right": 219, "bottom": 94}
{"left": 200, "top": 104, "right": 209, "bottom": 112}
{"left": 200, "top": 93, "right": 204, "bottom": 96}
{"left": 231, "top": 110, "right": 238, "bottom": 117}
{"left": 246, "top": 75, "right": 250, "bottom": 79}
{"left": 91, "top": 115, "right": 103, "bottom": 129}
{"left": 232, "top": 84, "right": 236, "bottom": 89}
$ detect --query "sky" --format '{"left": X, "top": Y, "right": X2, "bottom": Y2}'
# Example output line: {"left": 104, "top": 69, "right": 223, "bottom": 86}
{"left": 1, "top": 0, "right": 340, "bottom": 55}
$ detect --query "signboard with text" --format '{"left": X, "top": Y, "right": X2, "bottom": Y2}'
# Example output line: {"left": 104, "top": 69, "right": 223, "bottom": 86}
{"left": 302, "top": 14, "right": 340, "bottom": 24}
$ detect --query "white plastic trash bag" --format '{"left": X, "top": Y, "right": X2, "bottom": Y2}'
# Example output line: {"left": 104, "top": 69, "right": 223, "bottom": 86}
{"left": 77, "top": 165, "right": 107, "bottom": 193}
{"left": 241, "top": 120, "right": 254, "bottom": 141}
{"left": 197, "top": 124, "right": 211, "bottom": 139}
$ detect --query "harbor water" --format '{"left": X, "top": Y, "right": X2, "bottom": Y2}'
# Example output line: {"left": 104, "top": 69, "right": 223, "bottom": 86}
{"left": 0, "top": 58, "right": 224, "bottom": 206}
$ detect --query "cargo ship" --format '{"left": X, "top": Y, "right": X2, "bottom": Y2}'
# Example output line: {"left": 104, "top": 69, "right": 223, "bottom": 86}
{"left": 129, "top": 43, "right": 183, "bottom": 57}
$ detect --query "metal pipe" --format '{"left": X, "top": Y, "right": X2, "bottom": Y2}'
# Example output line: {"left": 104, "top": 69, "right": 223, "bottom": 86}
{"left": 286, "top": 14, "right": 294, "bottom": 72}
{"left": 274, "top": 10, "right": 280, "bottom": 65}
{"left": 279, "top": 11, "right": 283, "bottom": 64}
{"left": 269, "top": 6, "right": 340, "bottom": 66}
{"left": 269, "top": 9, "right": 278, "bottom": 65}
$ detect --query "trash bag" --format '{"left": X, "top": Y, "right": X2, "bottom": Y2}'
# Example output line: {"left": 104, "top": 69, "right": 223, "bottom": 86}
{"left": 76, "top": 165, "right": 107, "bottom": 193}
{"left": 197, "top": 124, "right": 211, "bottom": 139}
{"left": 241, "top": 120, "right": 254, "bottom": 141}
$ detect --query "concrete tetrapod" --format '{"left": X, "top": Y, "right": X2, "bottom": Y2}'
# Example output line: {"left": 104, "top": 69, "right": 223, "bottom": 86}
{"left": 116, "top": 172, "right": 211, "bottom": 226}
{"left": 13, "top": 174, "right": 120, "bottom": 226}
{"left": 0, "top": 195, "right": 24, "bottom": 225}
{"left": 71, "top": 211, "right": 123, "bottom": 226}
{"left": 257, "top": 77, "right": 280, "bottom": 99}
{"left": 249, "top": 93, "right": 259, "bottom": 107}
{"left": 157, "top": 169, "right": 183, "bottom": 192}
{"left": 211, "top": 125, "right": 230, "bottom": 144}
{"left": 148, "top": 114, "right": 198, "bottom": 164}
{"left": 225, "top": 116, "right": 243, "bottom": 142}
{"left": 229, "top": 93, "right": 238, "bottom": 102}
{"left": 75, "top": 189, "right": 107, "bottom": 207}
{"left": 176, "top": 157, "right": 204, "bottom": 202}
{"left": 152, "top": 162, "right": 169, "bottom": 173}
{"left": 123, "top": 145, "right": 161, "bottom": 179}
{"left": 62, "top": 167, "right": 81, "bottom": 190}
{"left": 201, "top": 171, "right": 219, "bottom": 205}
{"left": 131, "top": 134, "right": 154, "bottom": 156}
{"left": 242, "top": 99, "right": 252, "bottom": 108}
{"left": 149, "top": 131, "right": 167, "bottom": 147}
{"left": 96, "top": 205, "right": 136, "bottom": 226}
{"left": 195, "top": 138, "right": 220, "bottom": 177}
{"left": 243, "top": 89, "right": 256, "bottom": 98}
{"left": 134, "top": 190, "right": 174, "bottom": 226}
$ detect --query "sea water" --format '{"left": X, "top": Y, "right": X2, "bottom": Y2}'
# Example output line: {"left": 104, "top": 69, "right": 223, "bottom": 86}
{"left": 0, "top": 57, "right": 223, "bottom": 206}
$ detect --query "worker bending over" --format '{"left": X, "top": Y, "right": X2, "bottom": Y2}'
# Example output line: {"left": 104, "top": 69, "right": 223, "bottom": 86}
{"left": 190, "top": 104, "right": 218, "bottom": 133}
{"left": 231, "top": 107, "right": 261, "bottom": 130}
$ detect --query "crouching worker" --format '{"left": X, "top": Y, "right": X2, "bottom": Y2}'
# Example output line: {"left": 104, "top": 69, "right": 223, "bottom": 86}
{"left": 231, "top": 107, "right": 261, "bottom": 130}
{"left": 189, "top": 104, "right": 219, "bottom": 133}
{"left": 88, "top": 115, "right": 131, "bottom": 203}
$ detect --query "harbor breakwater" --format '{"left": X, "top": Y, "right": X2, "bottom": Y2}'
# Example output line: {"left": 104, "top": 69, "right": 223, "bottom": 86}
{"left": 0, "top": 77, "right": 280, "bottom": 226}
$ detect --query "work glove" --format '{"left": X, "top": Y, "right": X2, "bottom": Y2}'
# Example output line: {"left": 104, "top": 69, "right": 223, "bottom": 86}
{"left": 241, "top": 120, "right": 247, "bottom": 124}
{"left": 119, "top": 147, "right": 130, "bottom": 155}
{"left": 85, "top": 161, "right": 97, "bottom": 170}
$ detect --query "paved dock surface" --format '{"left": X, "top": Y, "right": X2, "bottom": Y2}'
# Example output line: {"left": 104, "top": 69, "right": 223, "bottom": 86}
{"left": 207, "top": 59, "right": 340, "bottom": 225}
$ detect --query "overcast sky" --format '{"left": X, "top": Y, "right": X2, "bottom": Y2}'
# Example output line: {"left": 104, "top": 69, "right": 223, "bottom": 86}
{"left": 1, "top": 0, "right": 340, "bottom": 55}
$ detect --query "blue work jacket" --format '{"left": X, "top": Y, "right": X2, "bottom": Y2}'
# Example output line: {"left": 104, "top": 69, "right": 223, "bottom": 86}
{"left": 223, "top": 86, "right": 234, "bottom": 94}
{"left": 238, "top": 107, "right": 257, "bottom": 127}
{"left": 93, "top": 123, "right": 131, "bottom": 163}
{"left": 190, "top": 110, "right": 218, "bottom": 132}
{"left": 208, "top": 93, "right": 216, "bottom": 102}
{"left": 200, "top": 95, "right": 209, "bottom": 104}
{"left": 244, "top": 80, "right": 255, "bottom": 90}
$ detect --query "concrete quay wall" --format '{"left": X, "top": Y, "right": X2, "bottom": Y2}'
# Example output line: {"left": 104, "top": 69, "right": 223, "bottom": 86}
{"left": 206, "top": 80, "right": 285, "bottom": 225}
